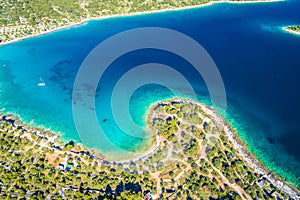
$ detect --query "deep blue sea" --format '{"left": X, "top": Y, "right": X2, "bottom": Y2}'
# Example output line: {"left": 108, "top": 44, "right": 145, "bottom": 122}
{"left": 0, "top": 0, "right": 300, "bottom": 187}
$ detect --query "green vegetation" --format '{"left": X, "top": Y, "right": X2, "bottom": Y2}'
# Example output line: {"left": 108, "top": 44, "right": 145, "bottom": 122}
{"left": 0, "top": 98, "right": 298, "bottom": 199}
{"left": 287, "top": 25, "right": 300, "bottom": 33}
{"left": 0, "top": 119, "right": 154, "bottom": 199}
{"left": 1, "top": 0, "right": 263, "bottom": 44}
{"left": 148, "top": 100, "right": 298, "bottom": 199}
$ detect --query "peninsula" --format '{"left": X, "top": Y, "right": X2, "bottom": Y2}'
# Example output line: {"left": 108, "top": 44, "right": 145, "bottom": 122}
{"left": 0, "top": 98, "right": 299, "bottom": 199}
{"left": 0, "top": 0, "right": 282, "bottom": 45}
{"left": 1, "top": 1, "right": 299, "bottom": 199}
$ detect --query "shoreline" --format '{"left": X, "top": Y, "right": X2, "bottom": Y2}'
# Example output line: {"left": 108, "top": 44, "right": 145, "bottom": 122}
{"left": 282, "top": 26, "right": 300, "bottom": 36}
{"left": 112, "top": 135, "right": 161, "bottom": 164}
{"left": 0, "top": 97, "right": 299, "bottom": 198}
{"left": 0, "top": 114, "right": 60, "bottom": 147}
{"left": 158, "top": 97, "right": 300, "bottom": 198}
{"left": 0, "top": 109, "right": 159, "bottom": 164}
{"left": 0, "top": 0, "right": 283, "bottom": 47}
{"left": 171, "top": 98, "right": 300, "bottom": 198}
{"left": 0, "top": 110, "right": 64, "bottom": 143}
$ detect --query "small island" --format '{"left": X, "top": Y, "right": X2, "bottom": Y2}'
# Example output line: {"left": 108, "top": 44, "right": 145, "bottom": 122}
{"left": 283, "top": 25, "right": 300, "bottom": 36}
{"left": 0, "top": 98, "right": 299, "bottom": 199}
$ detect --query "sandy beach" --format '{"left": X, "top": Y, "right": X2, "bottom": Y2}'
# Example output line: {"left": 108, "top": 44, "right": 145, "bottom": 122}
{"left": 0, "top": 0, "right": 283, "bottom": 47}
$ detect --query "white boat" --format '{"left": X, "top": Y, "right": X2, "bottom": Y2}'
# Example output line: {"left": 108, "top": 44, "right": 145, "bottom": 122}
{"left": 38, "top": 77, "right": 46, "bottom": 87}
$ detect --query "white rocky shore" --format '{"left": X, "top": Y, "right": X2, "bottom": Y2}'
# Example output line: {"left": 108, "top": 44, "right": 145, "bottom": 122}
{"left": 172, "top": 98, "right": 300, "bottom": 200}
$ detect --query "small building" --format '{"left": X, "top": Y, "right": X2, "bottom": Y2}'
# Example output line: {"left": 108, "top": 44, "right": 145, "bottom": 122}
{"left": 144, "top": 192, "right": 153, "bottom": 200}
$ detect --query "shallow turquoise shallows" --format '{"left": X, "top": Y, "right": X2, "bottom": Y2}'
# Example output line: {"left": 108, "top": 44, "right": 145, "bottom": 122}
{"left": 1, "top": 0, "right": 300, "bottom": 188}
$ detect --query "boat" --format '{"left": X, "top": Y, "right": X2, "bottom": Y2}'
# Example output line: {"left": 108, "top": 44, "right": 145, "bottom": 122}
{"left": 38, "top": 77, "right": 46, "bottom": 87}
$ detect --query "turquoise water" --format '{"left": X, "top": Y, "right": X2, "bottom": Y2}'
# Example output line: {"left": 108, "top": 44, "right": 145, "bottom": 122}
{"left": 1, "top": 0, "right": 300, "bottom": 187}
